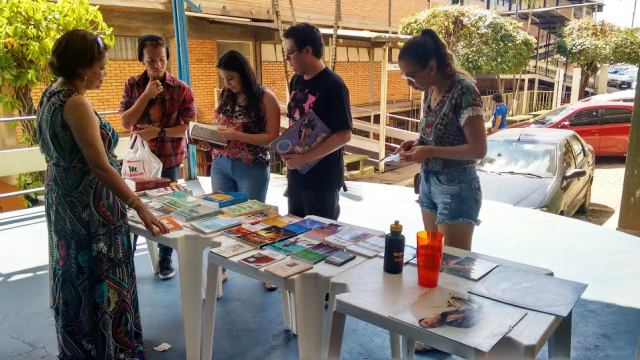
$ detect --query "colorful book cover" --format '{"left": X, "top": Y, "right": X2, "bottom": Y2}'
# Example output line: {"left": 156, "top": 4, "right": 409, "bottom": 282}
{"left": 158, "top": 215, "right": 183, "bottom": 232}
{"left": 270, "top": 110, "right": 332, "bottom": 174}
{"left": 254, "top": 226, "right": 297, "bottom": 242}
{"left": 292, "top": 249, "right": 328, "bottom": 264}
{"left": 224, "top": 225, "right": 255, "bottom": 238}
{"left": 161, "top": 196, "right": 202, "bottom": 212}
{"left": 303, "top": 223, "right": 343, "bottom": 241}
{"left": 172, "top": 205, "right": 220, "bottom": 222}
{"left": 283, "top": 218, "right": 326, "bottom": 235}
{"left": 190, "top": 216, "right": 241, "bottom": 234}
{"left": 264, "top": 259, "right": 313, "bottom": 278}
{"left": 262, "top": 214, "right": 303, "bottom": 227}
{"left": 210, "top": 242, "right": 255, "bottom": 258}
{"left": 390, "top": 288, "right": 527, "bottom": 353}
{"left": 265, "top": 237, "right": 320, "bottom": 255}
{"left": 442, "top": 257, "right": 499, "bottom": 281}
{"left": 201, "top": 191, "right": 249, "bottom": 208}
{"left": 238, "top": 208, "right": 280, "bottom": 225}
{"left": 221, "top": 200, "right": 269, "bottom": 217}
{"left": 238, "top": 250, "right": 286, "bottom": 268}
{"left": 350, "top": 235, "right": 386, "bottom": 257}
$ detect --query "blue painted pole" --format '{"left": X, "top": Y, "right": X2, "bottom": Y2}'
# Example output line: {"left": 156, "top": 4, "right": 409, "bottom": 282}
{"left": 171, "top": 0, "right": 197, "bottom": 180}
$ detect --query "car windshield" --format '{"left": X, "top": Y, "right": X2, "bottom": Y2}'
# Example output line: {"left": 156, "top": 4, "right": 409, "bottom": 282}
{"left": 478, "top": 141, "right": 557, "bottom": 178}
{"left": 532, "top": 106, "right": 573, "bottom": 126}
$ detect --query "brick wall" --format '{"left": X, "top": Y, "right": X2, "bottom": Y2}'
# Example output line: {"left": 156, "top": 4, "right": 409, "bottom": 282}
{"left": 188, "top": 39, "right": 218, "bottom": 124}
{"left": 261, "top": 61, "right": 415, "bottom": 107}
{"left": 261, "top": 61, "right": 289, "bottom": 104}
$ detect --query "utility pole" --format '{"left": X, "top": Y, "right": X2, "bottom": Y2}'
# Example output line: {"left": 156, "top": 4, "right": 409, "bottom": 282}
{"left": 618, "top": 70, "right": 640, "bottom": 236}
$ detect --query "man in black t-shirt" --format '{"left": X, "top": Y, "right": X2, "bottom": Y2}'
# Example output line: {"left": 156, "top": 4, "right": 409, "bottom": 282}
{"left": 282, "top": 23, "right": 353, "bottom": 220}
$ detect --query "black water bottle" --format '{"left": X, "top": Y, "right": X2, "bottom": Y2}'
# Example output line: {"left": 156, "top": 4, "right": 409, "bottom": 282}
{"left": 384, "top": 220, "right": 405, "bottom": 274}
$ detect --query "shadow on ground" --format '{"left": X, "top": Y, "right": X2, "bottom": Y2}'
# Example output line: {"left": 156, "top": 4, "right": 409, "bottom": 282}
{"left": 2, "top": 256, "right": 639, "bottom": 360}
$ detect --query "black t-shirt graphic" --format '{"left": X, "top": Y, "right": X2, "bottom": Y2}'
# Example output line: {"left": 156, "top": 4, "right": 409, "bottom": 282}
{"left": 286, "top": 67, "right": 353, "bottom": 190}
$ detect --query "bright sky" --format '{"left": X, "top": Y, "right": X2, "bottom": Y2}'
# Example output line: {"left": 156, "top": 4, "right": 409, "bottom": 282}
{"left": 598, "top": 0, "right": 638, "bottom": 28}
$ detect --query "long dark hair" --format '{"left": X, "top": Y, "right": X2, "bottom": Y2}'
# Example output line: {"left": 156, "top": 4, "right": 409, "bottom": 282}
{"left": 398, "top": 29, "right": 471, "bottom": 80}
{"left": 217, "top": 50, "right": 262, "bottom": 121}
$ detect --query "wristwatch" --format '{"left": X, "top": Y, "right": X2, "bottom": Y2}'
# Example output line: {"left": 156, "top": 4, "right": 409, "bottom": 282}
{"left": 158, "top": 127, "right": 166, "bottom": 138}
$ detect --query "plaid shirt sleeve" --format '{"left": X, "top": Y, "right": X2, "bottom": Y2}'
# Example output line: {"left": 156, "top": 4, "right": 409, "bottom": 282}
{"left": 178, "top": 84, "right": 196, "bottom": 124}
{"left": 119, "top": 77, "right": 136, "bottom": 113}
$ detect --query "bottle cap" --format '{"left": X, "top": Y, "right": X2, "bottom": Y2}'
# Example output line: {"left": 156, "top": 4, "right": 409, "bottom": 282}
{"left": 390, "top": 220, "right": 403, "bottom": 233}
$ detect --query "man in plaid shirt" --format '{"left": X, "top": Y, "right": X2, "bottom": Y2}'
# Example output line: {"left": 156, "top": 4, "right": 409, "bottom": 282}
{"left": 120, "top": 35, "right": 196, "bottom": 280}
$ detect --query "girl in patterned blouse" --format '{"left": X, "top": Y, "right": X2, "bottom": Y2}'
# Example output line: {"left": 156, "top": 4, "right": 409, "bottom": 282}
{"left": 397, "top": 29, "right": 488, "bottom": 252}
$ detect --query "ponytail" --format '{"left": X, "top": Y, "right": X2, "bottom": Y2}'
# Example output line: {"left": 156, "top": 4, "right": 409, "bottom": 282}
{"left": 399, "top": 29, "right": 472, "bottom": 81}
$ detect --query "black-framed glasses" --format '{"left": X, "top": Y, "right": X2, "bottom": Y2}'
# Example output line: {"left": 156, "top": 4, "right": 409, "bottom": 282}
{"left": 284, "top": 48, "right": 300, "bottom": 60}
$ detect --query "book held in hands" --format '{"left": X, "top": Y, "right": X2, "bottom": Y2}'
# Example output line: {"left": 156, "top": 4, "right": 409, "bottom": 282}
{"left": 270, "top": 110, "right": 332, "bottom": 174}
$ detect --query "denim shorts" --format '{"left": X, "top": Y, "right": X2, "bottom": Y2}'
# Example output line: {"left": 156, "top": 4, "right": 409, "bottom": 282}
{"left": 418, "top": 166, "right": 482, "bottom": 226}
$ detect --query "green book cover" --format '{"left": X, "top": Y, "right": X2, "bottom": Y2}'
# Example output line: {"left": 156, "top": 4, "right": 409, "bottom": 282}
{"left": 292, "top": 249, "right": 327, "bottom": 264}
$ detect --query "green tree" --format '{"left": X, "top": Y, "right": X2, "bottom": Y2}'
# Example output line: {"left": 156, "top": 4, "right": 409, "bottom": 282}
{"left": 557, "top": 18, "right": 640, "bottom": 99}
{"left": 0, "top": 0, "right": 113, "bottom": 205}
{"left": 399, "top": 6, "right": 536, "bottom": 78}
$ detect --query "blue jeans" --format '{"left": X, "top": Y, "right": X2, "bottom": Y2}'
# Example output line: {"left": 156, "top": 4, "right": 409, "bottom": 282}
{"left": 210, "top": 156, "right": 269, "bottom": 202}
{"left": 418, "top": 166, "right": 482, "bottom": 226}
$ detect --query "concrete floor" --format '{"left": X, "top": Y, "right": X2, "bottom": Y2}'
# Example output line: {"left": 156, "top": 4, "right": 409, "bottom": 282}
{"left": 1, "top": 176, "right": 639, "bottom": 359}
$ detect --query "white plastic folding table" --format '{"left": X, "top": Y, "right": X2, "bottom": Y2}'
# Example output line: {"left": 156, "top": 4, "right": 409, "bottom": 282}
{"left": 324, "top": 247, "right": 574, "bottom": 360}
{"left": 201, "top": 215, "right": 385, "bottom": 360}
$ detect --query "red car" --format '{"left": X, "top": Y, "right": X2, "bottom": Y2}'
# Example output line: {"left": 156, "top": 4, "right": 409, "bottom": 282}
{"left": 510, "top": 101, "right": 633, "bottom": 156}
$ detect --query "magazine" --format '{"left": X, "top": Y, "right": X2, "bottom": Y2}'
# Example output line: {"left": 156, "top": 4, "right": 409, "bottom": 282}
{"left": 303, "top": 223, "right": 344, "bottom": 241}
{"left": 237, "top": 250, "right": 286, "bottom": 268}
{"left": 265, "top": 237, "right": 320, "bottom": 255}
{"left": 210, "top": 242, "right": 255, "bottom": 258}
{"left": 324, "top": 227, "right": 376, "bottom": 249}
{"left": 283, "top": 218, "right": 326, "bottom": 234}
{"left": 189, "top": 122, "right": 228, "bottom": 147}
{"left": 263, "top": 259, "right": 313, "bottom": 278}
{"left": 390, "top": 288, "right": 527, "bottom": 353}
{"left": 270, "top": 110, "right": 332, "bottom": 174}
{"left": 349, "top": 236, "right": 386, "bottom": 258}
{"left": 469, "top": 266, "right": 588, "bottom": 317}
{"left": 442, "top": 257, "right": 499, "bottom": 281}
{"left": 190, "top": 216, "right": 241, "bottom": 235}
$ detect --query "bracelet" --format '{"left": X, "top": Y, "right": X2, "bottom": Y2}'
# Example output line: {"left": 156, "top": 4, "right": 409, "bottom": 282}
{"left": 125, "top": 195, "right": 139, "bottom": 209}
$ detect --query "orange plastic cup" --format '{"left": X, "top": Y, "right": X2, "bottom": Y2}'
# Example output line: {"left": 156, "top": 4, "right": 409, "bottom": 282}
{"left": 416, "top": 230, "right": 444, "bottom": 288}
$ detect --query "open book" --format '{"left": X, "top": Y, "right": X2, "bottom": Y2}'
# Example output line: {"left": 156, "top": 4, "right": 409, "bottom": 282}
{"left": 270, "top": 110, "right": 331, "bottom": 174}
{"left": 189, "top": 122, "right": 228, "bottom": 147}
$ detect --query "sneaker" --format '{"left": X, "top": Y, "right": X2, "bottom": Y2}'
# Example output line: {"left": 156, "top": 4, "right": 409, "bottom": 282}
{"left": 159, "top": 258, "right": 176, "bottom": 280}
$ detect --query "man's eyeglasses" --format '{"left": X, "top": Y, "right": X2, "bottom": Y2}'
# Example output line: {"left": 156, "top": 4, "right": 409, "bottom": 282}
{"left": 285, "top": 48, "right": 300, "bottom": 60}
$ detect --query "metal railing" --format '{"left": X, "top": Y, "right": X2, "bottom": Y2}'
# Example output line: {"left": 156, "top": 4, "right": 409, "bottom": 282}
{"left": 0, "top": 110, "right": 120, "bottom": 201}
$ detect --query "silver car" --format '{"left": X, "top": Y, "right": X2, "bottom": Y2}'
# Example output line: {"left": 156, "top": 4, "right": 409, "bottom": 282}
{"left": 478, "top": 128, "right": 595, "bottom": 216}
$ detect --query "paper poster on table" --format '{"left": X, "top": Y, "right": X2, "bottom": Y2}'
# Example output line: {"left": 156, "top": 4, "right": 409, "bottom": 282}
{"left": 390, "top": 288, "right": 527, "bottom": 353}
{"left": 469, "top": 266, "right": 588, "bottom": 317}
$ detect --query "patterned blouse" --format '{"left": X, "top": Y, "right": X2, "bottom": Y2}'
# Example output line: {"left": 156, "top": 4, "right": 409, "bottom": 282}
{"left": 419, "top": 74, "right": 485, "bottom": 172}
{"left": 211, "top": 88, "right": 270, "bottom": 168}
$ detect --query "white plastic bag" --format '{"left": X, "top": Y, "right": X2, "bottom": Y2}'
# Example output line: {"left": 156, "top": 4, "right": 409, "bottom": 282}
{"left": 121, "top": 135, "right": 163, "bottom": 179}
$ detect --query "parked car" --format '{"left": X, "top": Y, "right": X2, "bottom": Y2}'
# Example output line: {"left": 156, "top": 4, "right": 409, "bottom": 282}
{"left": 478, "top": 128, "right": 595, "bottom": 216}
{"left": 579, "top": 89, "right": 636, "bottom": 103}
{"left": 607, "top": 66, "right": 635, "bottom": 88}
{"left": 608, "top": 67, "right": 637, "bottom": 88}
{"left": 617, "top": 68, "right": 638, "bottom": 90}
{"left": 509, "top": 101, "right": 633, "bottom": 156}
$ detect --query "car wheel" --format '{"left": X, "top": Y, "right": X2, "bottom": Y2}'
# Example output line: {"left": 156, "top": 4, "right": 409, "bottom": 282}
{"left": 578, "top": 182, "right": 592, "bottom": 214}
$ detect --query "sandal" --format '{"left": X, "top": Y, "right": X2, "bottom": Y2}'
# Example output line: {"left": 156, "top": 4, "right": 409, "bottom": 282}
{"left": 263, "top": 282, "right": 278, "bottom": 291}
{"left": 414, "top": 341, "right": 433, "bottom": 353}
